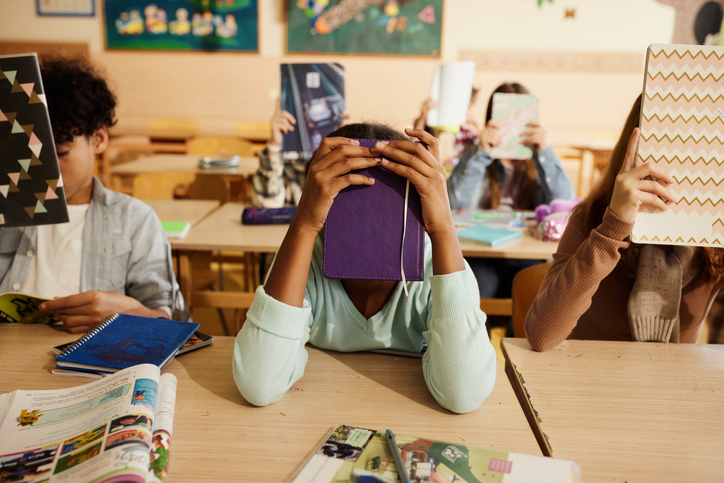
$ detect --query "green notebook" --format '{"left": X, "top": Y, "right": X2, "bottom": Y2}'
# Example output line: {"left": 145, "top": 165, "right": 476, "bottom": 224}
{"left": 161, "top": 221, "right": 190, "bottom": 238}
{"left": 457, "top": 225, "right": 523, "bottom": 247}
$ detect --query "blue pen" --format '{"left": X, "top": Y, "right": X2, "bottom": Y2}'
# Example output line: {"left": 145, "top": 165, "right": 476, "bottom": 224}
{"left": 385, "top": 429, "right": 412, "bottom": 483}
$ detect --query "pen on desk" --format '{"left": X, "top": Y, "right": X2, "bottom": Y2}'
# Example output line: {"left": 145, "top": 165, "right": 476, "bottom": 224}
{"left": 385, "top": 429, "right": 411, "bottom": 483}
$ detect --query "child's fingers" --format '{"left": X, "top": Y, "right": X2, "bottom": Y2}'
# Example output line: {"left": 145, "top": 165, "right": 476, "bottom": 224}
{"left": 640, "top": 192, "right": 671, "bottom": 213}
{"left": 620, "top": 127, "right": 640, "bottom": 174}
{"left": 281, "top": 111, "right": 296, "bottom": 124}
{"left": 634, "top": 179, "right": 677, "bottom": 204}
{"left": 313, "top": 144, "right": 379, "bottom": 171}
{"left": 633, "top": 161, "right": 676, "bottom": 186}
{"left": 376, "top": 140, "right": 436, "bottom": 174}
{"left": 310, "top": 137, "right": 361, "bottom": 166}
{"left": 378, "top": 156, "right": 427, "bottom": 187}
{"left": 328, "top": 173, "right": 376, "bottom": 194}
{"left": 404, "top": 127, "right": 440, "bottom": 161}
{"left": 323, "top": 156, "right": 382, "bottom": 178}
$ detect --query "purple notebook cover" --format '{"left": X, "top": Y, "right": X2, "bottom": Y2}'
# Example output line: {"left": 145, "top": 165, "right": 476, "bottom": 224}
{"left": 323, "top": 139, "right": 425, "bottom": 281}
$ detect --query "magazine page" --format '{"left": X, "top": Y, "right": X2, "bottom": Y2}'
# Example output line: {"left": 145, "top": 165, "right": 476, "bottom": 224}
{"left": 0, "top": 364, "right": 162, "bottom": 483}
{"left": 292, "top": 425, "right": 580, "bottom": 483}
{"left": 148, "top": 373, "right": 177, "bottom": 483}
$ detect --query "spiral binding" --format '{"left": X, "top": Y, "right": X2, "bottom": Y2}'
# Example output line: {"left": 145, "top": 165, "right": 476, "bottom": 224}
{"left": 56, "top": 314, "right": 120, "bottom": 359}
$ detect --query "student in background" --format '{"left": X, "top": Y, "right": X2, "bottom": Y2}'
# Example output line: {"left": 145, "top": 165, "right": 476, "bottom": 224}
{"left": 447, "top": 82, "right": 575, "bottom": 299}
{"left": 233, "top": 123, "right": 496, "bottom": 414}
{"left": 525, "top": 95, "right": 724, "bottom": 351}
{"left": 251, "top": 99, "right": 350, "bottom": 208}
{"left": 0, "top": 58, "right": 188, "bottom": 333}
{"left": 412, "top": 87, "right": 481, "bottom": 168}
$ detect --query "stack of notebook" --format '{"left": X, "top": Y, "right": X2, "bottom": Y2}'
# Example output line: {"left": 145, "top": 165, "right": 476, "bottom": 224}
{"left": 54, "top": 313, "right": 201, "bottom": 374}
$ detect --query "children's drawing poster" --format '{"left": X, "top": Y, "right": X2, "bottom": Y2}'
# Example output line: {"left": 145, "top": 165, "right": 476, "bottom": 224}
{"left": 490, "top": 93, "right": 539, "bottom": 160}
{"left": 633, "top": 44, "right": 724, "bottom": 247}
{"left": 104, "top": 0, "right": 258, "bottom": 52}
{"left": 287, "top": 1, "right": 443, "bottom": 56}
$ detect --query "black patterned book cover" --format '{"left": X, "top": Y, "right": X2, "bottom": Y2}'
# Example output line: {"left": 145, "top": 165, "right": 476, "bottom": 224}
{"left": 0, "top": 53, "right": 68, "bottom": 228}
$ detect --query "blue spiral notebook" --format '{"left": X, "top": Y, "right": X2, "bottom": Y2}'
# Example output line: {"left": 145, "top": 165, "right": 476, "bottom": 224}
{"left": 55, "top": 314, "right": 199, "bottom": 373}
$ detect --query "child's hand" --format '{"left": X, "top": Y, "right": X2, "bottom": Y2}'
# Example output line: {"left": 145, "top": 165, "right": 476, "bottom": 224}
{"left": 270, "top": 98, "right": 296, "bottom": 147}
{"left": 479, "top": 120, "right": 502, "bottom": 154}
{"left": 520, "top": 122, "right": 549, "bottom": 152}
{"left": 413, "top": 97, "right": 437, "bottom": 130}
{"left": 39, "top": 291, "right": 159, "bottom": 334}
{"left": 609, "top": 127, "right": 677, "bottom": 223}
{"left": 374, "top": 128, "right": 455, "bottom": 238}
{"left": 294, "top": 138, "right": 381, "bottom": 235}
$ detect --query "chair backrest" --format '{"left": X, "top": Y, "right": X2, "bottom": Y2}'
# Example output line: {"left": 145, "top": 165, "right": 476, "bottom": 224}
{"left": 148, "top": 119, "right": 200, "bottom": 141}
{"left": 234, "top": 121, "right": 271, "bottom": 143}
{"left": 511, "top": 262, "right": 552, "bottom": 338}
{"left": 187, "top": 135, "right": 255, "bottom": 157}
{"left": 187, "top": 174, "right": 231, "bottom": 204}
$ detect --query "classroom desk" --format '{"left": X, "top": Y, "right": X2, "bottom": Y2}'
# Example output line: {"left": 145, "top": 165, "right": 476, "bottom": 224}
{"left": 143, "top": 199, "right": 220, "bottom": 239}
{"left": 501, "top": 338, "right": 724, "bottom": 483}
{"left": 0, "top": 325, "right": 542, "bottom": 482}
{"left": 173, "top": 203, "right": 558, "bottom": 319}
{"left": 109, "top": 154, "right": 259, "bottom": 195}
{"left": 101, "top": 135, "right": 189, "bottom": 185}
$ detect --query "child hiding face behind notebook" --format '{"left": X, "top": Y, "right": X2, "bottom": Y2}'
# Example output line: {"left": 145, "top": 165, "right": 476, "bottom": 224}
{"left": 233, "top": 123, "right": 496, "bottom": 414}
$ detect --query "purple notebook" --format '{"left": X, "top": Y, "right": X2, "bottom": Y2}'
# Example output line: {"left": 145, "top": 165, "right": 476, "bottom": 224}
{"left": 323, "top": 139, "right": 425, "bottom": 281}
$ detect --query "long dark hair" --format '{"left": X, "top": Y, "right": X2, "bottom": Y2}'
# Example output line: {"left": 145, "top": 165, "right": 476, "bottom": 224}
{"left": 482, "top": 82, "right": 539, "bottom": 210}
{"left": 578, "top": 94, "right": 724, "bottom": 281}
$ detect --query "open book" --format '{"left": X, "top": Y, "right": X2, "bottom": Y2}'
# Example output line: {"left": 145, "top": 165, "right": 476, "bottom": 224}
{"left": 0, "top": 364, "right": 176, "bottom": 483}
{"left": 0, "top": 291, "right": 55, "bottom": 323}
{"left": 291, "top": 424, "right": 580, "bottom": 483}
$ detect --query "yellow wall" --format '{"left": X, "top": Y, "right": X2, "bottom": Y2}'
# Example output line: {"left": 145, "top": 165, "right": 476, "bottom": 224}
{"left": 0, "top": 0, "right": 677, "bottom": 145}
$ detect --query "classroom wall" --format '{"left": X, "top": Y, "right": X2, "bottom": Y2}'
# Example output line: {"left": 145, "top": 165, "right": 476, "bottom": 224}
{"left": 0, "top": 0, "right": 677, "bottom": 144}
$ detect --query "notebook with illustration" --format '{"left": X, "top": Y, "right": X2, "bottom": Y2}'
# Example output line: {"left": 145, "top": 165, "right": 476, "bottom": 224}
{"left": 323, "top": 139, "right": 425, "bottom": 281}
{"left": 281, "top": 63, "right": 345, "bottom": 160}
{"left": 632, "top": 43, "right": 724, "bottom": 247}
{"left": 0, "top": 53, "right": 68, "bottom": 228}
{"left": 0, "top": 291, "right": 56, "bottom": 324}
{"left": 290, "top": 424, "right": 581, "bottom": 483}
{"left": 490, "top": 93, "right": 539, "bottom": 160}
{"left": 457, "top": 224, "right": 523, "bottom": 247}
{"left": 55, "top": 313, "right": 199, "bottom": 373}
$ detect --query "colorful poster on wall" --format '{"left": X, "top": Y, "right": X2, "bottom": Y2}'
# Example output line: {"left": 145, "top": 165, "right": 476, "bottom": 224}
{"left": 104, "top": 0, "right": 258, "bottom": 52}
{"left": 287, "top": 0, "right": 443, "bottom": 56}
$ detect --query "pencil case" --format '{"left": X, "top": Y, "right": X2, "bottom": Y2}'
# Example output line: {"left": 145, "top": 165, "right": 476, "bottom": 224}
{"left": 198, "top": 155, "right": 240, "bottom": 169}
{"left": 241, "top": 206, "right": 296, "bottom": 225}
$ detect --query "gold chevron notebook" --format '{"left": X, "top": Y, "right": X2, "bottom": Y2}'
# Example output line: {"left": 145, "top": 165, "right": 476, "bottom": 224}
{"left": 632, "top": 44, "right": 724, "bottom": 247}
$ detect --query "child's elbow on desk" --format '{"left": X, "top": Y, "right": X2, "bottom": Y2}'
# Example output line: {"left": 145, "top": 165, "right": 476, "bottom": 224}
{"left": 232, "top": 354, "right": 286, "bottom": 407}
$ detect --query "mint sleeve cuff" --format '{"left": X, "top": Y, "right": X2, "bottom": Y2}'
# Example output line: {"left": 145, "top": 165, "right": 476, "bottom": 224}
{"left": 429, "top": 269, "right": 481, "bottom": 319}
{"left": 247, "top": 285, "right": 312, "bottom": 340}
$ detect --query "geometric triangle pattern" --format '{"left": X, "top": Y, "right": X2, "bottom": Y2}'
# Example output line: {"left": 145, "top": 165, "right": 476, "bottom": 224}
{"left": 634, "top": 43, "right": 724, "bottom": 247}
{"left": 0, "top": 54, "right": 68, "bottom": 227}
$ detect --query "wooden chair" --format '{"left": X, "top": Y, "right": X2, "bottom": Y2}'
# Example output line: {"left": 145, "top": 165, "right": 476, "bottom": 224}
{"left": 187, "top": 135, "right": 256, "bottom": 202}
{"left": 148, "top": 119, "right": 199, "bottom": 142}
{"left": 511, "top": 262, "right": 552, "bottom": 337}
{"left": 234, "top": 121, "right": 271, "bottom": 143}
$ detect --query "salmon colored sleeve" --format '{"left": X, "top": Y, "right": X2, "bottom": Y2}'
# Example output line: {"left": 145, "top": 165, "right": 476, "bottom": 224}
{"left": 524, "top": 206, "right": 634, "bottom": 351}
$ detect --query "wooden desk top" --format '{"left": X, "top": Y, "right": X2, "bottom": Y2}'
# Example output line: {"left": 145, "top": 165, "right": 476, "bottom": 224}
{"left": 110, "top": 154, "right": 259, "bottom": 177}
{"left": 501, "top": 338, "right": 724, "bottom": 483}
{"left": 0, "top": 325, "right": 540, "bottom": 482}
{"left": 143, "top": 199, "right": 220, "bottom": 227}
{"left": 171, "top": 202, "right": 288, "bottom": 252}
{"left": 173, "top": 202, "right": 557, "bottom": 260}
{"left": 459, "top": 234, "right": 557, "bottom": 259}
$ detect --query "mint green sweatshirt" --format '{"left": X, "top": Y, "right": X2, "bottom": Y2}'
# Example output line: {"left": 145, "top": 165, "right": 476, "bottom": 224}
{"left": 232, "top": 235, "right": 496, "bottom": 414}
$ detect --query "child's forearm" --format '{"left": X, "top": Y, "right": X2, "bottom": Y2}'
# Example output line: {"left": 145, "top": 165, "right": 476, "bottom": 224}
{"left": 429, "top": 223, "right": 466, "bottom": 276}
{"left": 263, "top": 220, "right": 320, "bottom": 307}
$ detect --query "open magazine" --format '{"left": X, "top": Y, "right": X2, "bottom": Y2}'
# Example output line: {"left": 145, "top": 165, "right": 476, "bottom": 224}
{"left": 291, "top": 425, "right": 581, "bottom": 483}
{"left": 0, "top": 364, "right": 176, "bottom": 483}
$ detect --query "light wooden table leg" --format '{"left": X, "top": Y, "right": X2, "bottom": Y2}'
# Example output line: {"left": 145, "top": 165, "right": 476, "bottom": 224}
{"left": 178, "top": 251, "right": 193, "bottom": 308}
